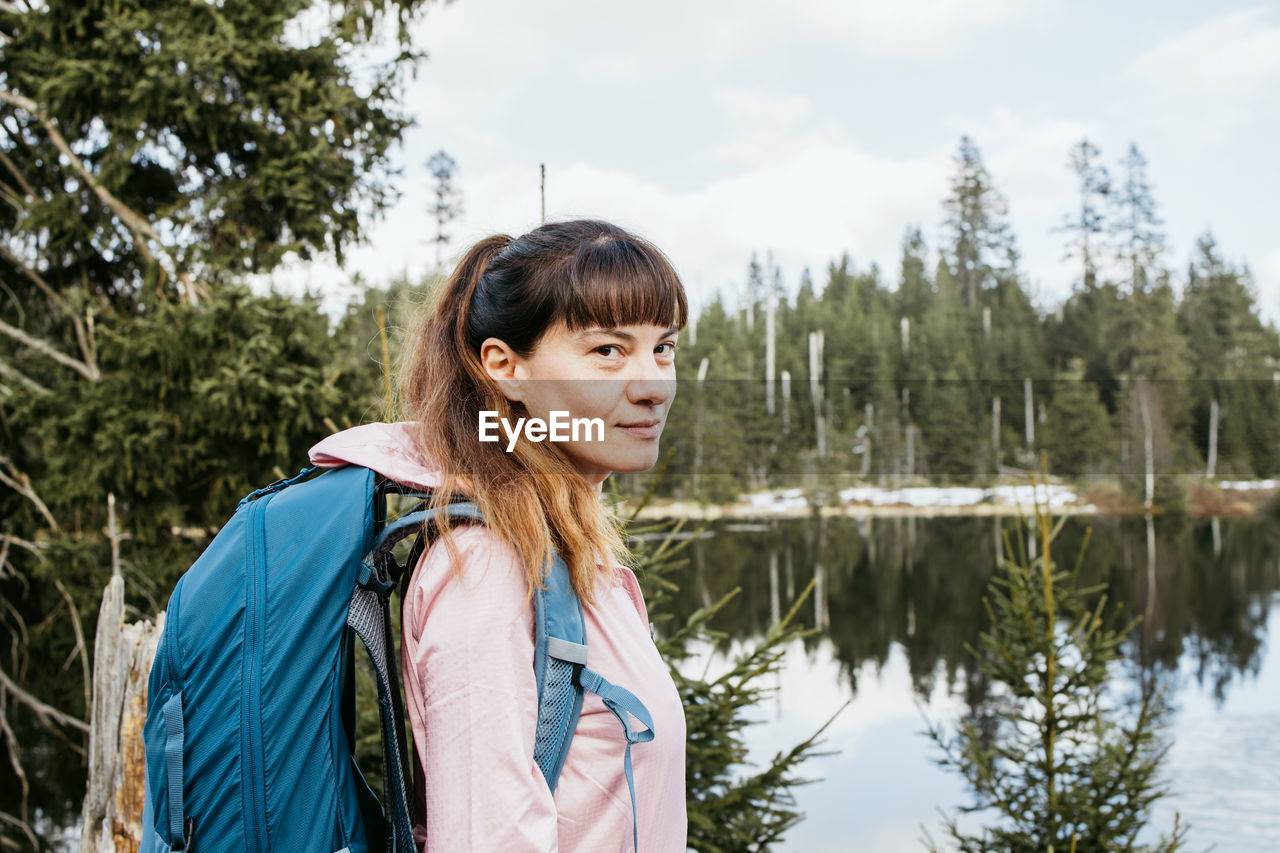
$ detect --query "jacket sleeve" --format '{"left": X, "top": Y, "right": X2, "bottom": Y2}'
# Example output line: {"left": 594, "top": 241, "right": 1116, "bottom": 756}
{"left": 400, "top": 524, "right": 558, "bottom": 852}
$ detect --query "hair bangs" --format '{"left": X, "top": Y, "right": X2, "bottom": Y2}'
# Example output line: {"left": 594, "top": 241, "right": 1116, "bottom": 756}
{"left": 559, "top": 235, "right": 688, "bottom": 332}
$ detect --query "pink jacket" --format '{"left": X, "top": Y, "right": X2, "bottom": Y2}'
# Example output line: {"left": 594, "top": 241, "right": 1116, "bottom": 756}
{"left": 310, "top": 423, "right": 688, "bottom": 852}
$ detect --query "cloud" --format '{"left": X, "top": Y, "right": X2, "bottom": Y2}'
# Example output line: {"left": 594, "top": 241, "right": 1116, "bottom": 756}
{"left": 271, "top": 108, "right": 1106, "bottom": 320}
{"left": 783, "top": 0, "right": 1054, "bottom": 59}
{"left": 1124, "top": 7, "right": 1280, "bottom": 102}
{"left": 1120, "top": 7, "right": 1280, "bottom": 144}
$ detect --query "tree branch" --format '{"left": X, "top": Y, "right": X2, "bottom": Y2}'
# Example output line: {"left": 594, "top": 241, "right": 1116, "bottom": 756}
{"left": 54, "top": 579, "right": 91, "bottom": 717}
{"left": 0, "top": 533, "right": 41, "bottom": 557}
{"left": 0, "top": 89, "right": 159, "bottom": 254}
{"left": 0, "top": 317, "right": 98, "bottom": 380}
{"left": 0, "top": 454, "right": 58, "bottom": 530}
{"left": 0, "top": 146, "right": 34, "bottom": 200}
{"left": 0, "top": 87, "right": 207, "bottom": 305}
{"left": 0, "top": 243, "right": 68, "bottom": 312}
{"left": 0, "top": 666, "right": 89, "bottom": 734}
{"left": 0, "top": 360, "right": 47, "bottom": 394}
{"left": 0, "top": 244, "right": 96, "bottom": 370}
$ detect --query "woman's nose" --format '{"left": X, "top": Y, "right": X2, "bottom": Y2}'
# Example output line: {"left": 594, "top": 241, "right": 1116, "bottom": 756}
{"left": 625, "top": 356, "right": 675, "bottom": 406}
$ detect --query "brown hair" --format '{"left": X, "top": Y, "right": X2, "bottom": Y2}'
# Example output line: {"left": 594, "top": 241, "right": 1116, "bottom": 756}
{"left": 397, "top": 219, "right": 688, "bottom": 603}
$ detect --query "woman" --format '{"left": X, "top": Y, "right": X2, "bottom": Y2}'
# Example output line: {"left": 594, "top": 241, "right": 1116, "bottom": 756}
{"left": 310, "top": 219, "right": 688, "bottom": 851}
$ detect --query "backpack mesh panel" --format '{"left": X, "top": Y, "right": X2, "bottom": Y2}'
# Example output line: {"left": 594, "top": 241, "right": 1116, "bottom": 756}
{"left": 533, "top": 658, "right": 577, "bottom": 772}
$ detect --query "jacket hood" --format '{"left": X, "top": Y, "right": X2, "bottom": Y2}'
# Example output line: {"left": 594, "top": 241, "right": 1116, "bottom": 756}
{"left": 308, "top": 421, "right": 444, "bottom": 490}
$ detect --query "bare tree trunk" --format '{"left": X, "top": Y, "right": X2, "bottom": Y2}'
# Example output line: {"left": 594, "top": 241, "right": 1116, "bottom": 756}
{"left": 813, "top": 562, "right": 828, "bottom": 629}
{"left": 992, "top": 395, "right": 1001, "bottom": 472}
{"left": 693, "top": 357, "right": 709, "bottom": 495}
{"left": 768, "top": 551, "right": 780, "bottom": 627}
{"left": 1024, "top": 377, "right": 1034, "bottom": 449}
{"left": 1145, "top": 512, "right": 1157, "bottom": 624}
{"left": 780, "top": 370, "right": 791, "bottom": 434}
{"left": 765, "top": 287, "right": 776, "bottom": 416}
{"left": 809, "top": 331, "right": 825, "bottom": 457}
{"left": 80, "top": 577, "right": 164, "bottom": 853}
{"left": 1206, "top": 397, "right": 1219, "bottom": 479}
{"left": 1138, "top": 378, "right": 1155, "bottom": 511}
{"left": 860, "top": 402, "right": 872, "bottom": 477}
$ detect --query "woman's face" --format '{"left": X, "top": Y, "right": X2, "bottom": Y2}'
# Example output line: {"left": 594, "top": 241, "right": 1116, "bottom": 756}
{"left": 480, "top": 321, "right": 679, "bottom": 488}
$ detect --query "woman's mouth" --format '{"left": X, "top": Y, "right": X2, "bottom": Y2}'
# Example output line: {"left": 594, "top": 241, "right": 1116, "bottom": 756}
{"left": 616, "top": 419, "right": 662, "bottom": 440}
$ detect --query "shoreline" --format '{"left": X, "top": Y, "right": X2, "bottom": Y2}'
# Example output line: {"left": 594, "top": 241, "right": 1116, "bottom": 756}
{"left": 625, "top": 481, "right": 1280, "bottom": 521}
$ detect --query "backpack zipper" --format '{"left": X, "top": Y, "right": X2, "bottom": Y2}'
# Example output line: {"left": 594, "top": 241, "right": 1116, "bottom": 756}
{"left": 165, "top": 575, "right": 185, "bottom": 681}
{"left": 242, "top": 494, "right": 272, "bottom": 851}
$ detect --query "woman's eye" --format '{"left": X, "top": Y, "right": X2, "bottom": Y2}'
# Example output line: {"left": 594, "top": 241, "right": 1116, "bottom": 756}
{"left": 595, "top": 345, "right": 621, "bottom": 357}
{"left": 656, "top": 342, "right": 677, "bottom": 356}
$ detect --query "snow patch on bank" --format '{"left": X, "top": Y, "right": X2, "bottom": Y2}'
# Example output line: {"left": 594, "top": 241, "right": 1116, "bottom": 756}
{"left": 745, "top": 488, "right": 809, "bottom": 512}
{"left": 1219, "top": 479, "right": 1279, "bottom": 490}
{"left": 841, "top": 483, "right": 1084, "bottom": 510}
{"left": 741, "top": 483, "right": 1092, "bottom": 513}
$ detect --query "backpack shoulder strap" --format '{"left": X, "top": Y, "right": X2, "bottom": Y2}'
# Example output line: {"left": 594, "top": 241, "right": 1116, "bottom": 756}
{"left": 533, "top": 557, "right": 655, "bottom": 852}
{"left": 532, "top": 553, "right": 588, "bottom": 791}
{"left": 348, "top": 498, "right": 486, "bottom": 853}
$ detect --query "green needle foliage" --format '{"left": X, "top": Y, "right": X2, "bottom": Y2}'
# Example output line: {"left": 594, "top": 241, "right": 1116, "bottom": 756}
{"left": 924, "top": 469, "right": 1186, "bottom": 853}
{"left": 619, "top": 465, "right": 845, "bottom": 852}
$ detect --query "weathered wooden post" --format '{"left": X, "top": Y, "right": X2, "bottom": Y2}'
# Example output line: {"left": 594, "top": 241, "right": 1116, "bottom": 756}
{"left": 81, "top": 495, "right": 163, "bottom": 852}
{"left": 80, "top": 582, "right": 163, "bottom": 851}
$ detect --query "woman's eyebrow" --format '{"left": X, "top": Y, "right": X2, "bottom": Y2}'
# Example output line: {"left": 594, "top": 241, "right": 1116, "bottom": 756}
{"left": 575, "top": 326, "right": 681, "bottom": 342}
{"left": 576, "top": 327, "right": 635, "bottom": 342}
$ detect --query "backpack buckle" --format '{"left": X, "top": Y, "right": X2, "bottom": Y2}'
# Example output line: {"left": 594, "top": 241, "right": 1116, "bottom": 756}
{"left": 356, "top": 560, "right": 396, "bottom": 599}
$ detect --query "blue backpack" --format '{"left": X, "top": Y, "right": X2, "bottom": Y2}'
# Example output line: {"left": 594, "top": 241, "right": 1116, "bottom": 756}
{"left": 140, "top": 463, "right": 654, "bottom": 852}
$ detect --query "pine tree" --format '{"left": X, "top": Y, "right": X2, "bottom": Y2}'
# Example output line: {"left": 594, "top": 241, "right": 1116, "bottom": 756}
{"left": 1110, "top": 144, "right": 1165, "bottom": 295}
{"left": 426, "top": 150, "right": 464, "bottom": 273}
{"left": 1044, "top": 358, "right": 1115, "bottom": 476}
{"left": 1178, "top": 234, "right": 1280, "bottom": 478}
{"left": 897, "top": 226, "right": 934, "bottom": 323}
{"left": 943, "top": 136, "right": 1012, "bottom": 310}
{"left": 1058, "top": 138, "right": 1112, "bottom": 288}
{"left": 925, "top": 479, "right": 1186, "bottom": 852}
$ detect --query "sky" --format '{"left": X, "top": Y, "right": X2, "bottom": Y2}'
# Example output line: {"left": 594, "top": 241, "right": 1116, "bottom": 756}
{"left": 274, "top": 0, "right": 1280, "bottom": 325}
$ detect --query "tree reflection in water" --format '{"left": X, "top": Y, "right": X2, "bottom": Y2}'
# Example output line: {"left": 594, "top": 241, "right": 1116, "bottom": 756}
{"left": 669, "top": 514, "right": 1280, "bottom": 711}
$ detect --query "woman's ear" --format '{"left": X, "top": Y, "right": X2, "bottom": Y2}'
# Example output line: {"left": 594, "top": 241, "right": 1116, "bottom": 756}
{"left": 479, "top": 337, "right": 527, "bottom": 402}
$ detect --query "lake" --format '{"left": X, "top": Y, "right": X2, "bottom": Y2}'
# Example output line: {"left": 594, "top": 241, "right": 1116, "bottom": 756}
{"left": 12, "top": 512, "right": 1279, "bottom": 850}
{"left": 658, "top": 513, "right": 1280, "bottom": 852}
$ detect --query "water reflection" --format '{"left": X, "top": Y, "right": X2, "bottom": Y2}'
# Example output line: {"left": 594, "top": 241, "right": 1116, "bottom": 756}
{"left": 668, "top": 513, "right": 1280, "bottom": 851}
{"left": 671, "top": 514, "right": 1280, "bottom": 704}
